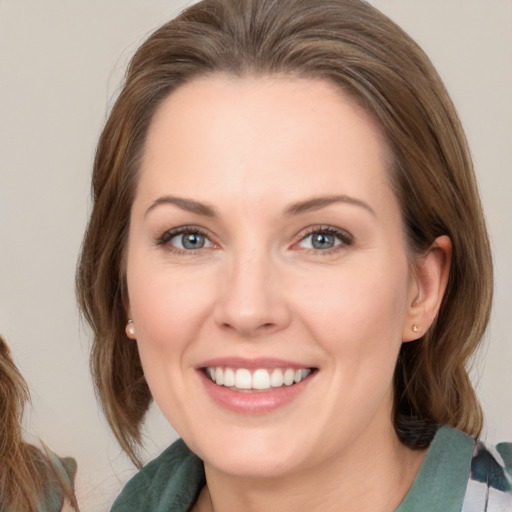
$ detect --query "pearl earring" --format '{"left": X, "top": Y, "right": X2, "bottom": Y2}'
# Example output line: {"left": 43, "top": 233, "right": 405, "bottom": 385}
{"left": 126, "top": 320, "right": 136, "bottom": 338}
{"left": 413, "top": 324, "right": 419, "bottom": 333}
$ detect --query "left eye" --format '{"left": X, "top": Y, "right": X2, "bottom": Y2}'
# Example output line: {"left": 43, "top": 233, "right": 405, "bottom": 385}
{"left": 297, "top": 230, "right": 347, "bottom": 251}
{"left": 168, "top": 231, "right": 213, "bottom": 250}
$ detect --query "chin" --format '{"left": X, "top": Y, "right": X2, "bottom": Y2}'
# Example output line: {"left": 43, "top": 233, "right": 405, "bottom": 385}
{"left": 207, "top": 449, "right": 305, "bottom": 479}
{"left": 185, "top": 426, "right": 311, "bottom": 479}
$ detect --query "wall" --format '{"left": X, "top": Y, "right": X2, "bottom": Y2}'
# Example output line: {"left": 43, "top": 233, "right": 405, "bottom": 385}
{"left": 0, "top": 1, "right": 510, "bottom": 510}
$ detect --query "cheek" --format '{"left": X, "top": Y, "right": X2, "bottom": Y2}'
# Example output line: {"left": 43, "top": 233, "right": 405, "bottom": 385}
{"left": 294, "top": 257, "right": 410, "bottom": 360}
{"left": 126, "top": 260, "right": 217, "bottom": 363}
{"left": 126, "top": 262, "right": 220, "bottom": 430}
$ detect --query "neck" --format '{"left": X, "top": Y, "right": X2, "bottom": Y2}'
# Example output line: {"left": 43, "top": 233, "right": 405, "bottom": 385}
{"left": 195, "top": 422, "right": 427, "bottom": 512}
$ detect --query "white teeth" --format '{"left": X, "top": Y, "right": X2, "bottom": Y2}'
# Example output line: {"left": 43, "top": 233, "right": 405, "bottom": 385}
{"left": 294, "top": 369, "right": 309, "bottom": 383}
{"left": 235, "top": 368, "right": 252, "bottom": 389}
{"left": 215, "top": 367, "right": 224, "bottom": 386}
{"left": 224, "top": 367, "right": 235, "bottom": 387}
{"left": 252, "top": 369, "right": 271, "bottom": 390}
{"left": 283, "top": 368, "right": 295, "bottom": 386}
{"left": 206, "top": 366, "right": 312, "bottom": 390}
{"left": 270, "top": 368, "right": 284, "bottom": 387}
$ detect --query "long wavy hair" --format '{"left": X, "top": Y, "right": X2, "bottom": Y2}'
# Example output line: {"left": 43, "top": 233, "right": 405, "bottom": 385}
{"left": 77, "top": 0, "right": 492, "bottom": 467}
{"left": 0, "top": 336, "right": 78, "bottom": 511}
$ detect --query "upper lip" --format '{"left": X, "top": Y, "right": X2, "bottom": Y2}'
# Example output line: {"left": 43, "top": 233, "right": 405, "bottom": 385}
{"left": 197, "top": 357, "right": 315, "bottom": 370}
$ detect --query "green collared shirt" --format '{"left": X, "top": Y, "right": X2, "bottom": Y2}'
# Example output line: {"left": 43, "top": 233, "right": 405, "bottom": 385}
{"left": 111, "top": 426, "right": 512, "bottom": 511}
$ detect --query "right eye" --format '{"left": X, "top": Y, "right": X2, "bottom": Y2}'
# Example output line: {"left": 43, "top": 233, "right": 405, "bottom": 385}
{"left": 158, "top": 228, "right": 215, "bottom": 252}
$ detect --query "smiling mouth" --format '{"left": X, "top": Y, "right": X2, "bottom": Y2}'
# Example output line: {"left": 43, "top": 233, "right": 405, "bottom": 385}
{"left": 203, "top": 366, "right": 316, "bottom": 391}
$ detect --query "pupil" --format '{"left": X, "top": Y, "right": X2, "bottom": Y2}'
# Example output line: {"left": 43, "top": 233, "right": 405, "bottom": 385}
{"left": 182, "top": 233, "right": 204, "bottom": 249}
{"left": 312, "top": 233, "right": 334, "bottom": 249}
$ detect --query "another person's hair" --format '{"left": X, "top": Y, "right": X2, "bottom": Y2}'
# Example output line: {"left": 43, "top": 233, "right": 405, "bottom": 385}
{"left": 77, "top": 0, "right": 493, "bottom": 467}
{"left": 0, "top": 335, "right": 78, "bottom": 512}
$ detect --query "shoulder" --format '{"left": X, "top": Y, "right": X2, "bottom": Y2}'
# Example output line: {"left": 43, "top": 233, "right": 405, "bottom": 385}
{"left": 34, "top": 449, "right": 77, "bottom": 512}
{"left": 496, "top": 442, "right": 512, "bottom": 479}
{"left": 462, "top": 438, "right": 512, "bottom": 511}
{"left": 397, "top": 427, "right": 511, "bottom": 512}
{"left": 110, "top": 439, "right": 205, "bottom": 512}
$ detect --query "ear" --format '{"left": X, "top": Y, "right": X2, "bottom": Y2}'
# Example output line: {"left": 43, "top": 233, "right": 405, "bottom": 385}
{"left": 403, "top": 235, "right": 452, "bottom": 342}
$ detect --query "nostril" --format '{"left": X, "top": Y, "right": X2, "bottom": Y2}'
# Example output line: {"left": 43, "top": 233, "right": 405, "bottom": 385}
{"left": 219, "top": 320, "right": 278, "bottom": 338}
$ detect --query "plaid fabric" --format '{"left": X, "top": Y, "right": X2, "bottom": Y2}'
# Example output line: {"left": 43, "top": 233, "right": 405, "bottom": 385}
{"left": 461, "top": 440, "right": 512, "bottom": 511}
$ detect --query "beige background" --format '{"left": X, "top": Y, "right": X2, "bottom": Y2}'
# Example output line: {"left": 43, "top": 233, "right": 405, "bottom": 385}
{"left": 1, "top": 1, "right": 511, "bottom": 510}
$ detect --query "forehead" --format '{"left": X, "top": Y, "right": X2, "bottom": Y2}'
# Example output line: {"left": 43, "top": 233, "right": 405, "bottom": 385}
{"left": 137, "top": 74, "right": 394, "bottom": 212}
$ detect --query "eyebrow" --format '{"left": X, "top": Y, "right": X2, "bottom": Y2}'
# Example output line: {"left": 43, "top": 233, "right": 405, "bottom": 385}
{"left": 284, "top": 195, "right": 376, "bottom": 217}
{"left": 144, "top": 196, "right": 218, "bottom": 218}
{"left": 144, "top": 194, "right": 375, "bottom": 219}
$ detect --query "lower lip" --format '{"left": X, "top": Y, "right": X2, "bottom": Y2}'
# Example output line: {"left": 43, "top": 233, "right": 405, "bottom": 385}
{"left": 199, "top": 371, "right": 315, "bottom": 415}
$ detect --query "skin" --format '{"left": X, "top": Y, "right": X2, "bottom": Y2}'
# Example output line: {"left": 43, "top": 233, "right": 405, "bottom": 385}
{"left": 125, "top": 75, "right": 451, "bottom": 512}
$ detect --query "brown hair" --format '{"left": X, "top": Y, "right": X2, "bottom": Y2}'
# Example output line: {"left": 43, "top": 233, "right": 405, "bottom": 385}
{"left": 76, "top": 0, "right": 493, "bottom": 466}
{"left": 0, "top": 336, "right": 78, "bottom": 511}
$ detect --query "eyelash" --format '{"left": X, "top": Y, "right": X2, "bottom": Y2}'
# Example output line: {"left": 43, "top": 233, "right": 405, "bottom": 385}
{"left": 155, "top": 225, "right": 353, "bottom": 255}
{"left": 294, "top": 225, "right": 353, "bottom": 255}
{"left": 156, "top": 226, "right": 213, "bottom": 254}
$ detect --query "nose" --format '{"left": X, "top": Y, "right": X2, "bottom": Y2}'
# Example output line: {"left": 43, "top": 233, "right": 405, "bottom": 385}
{"left": 213, "top": 248, "right": 291, "bottom": 338}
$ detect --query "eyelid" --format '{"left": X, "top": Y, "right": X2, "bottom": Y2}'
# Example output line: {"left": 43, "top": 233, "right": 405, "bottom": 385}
{"left": 292, "top": 225, "right": 354, "bottom": 253}
{"left": 156, "top": 225, "right": 218, "bottom": 253}
{"left": 155, "top": 224, "right": 352, "bottom": 255}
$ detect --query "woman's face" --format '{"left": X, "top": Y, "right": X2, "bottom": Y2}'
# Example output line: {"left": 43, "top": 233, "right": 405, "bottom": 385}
{"left": 126, "top": 75, "right": 420, "bottom": 478}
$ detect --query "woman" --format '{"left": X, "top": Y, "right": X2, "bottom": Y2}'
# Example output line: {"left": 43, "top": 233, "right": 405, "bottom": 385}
{"left": 0, "top": 336, "right": 78, "bottom": 512}
{"left": 76, "top": 0, "right": 511, "bottom": 510}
